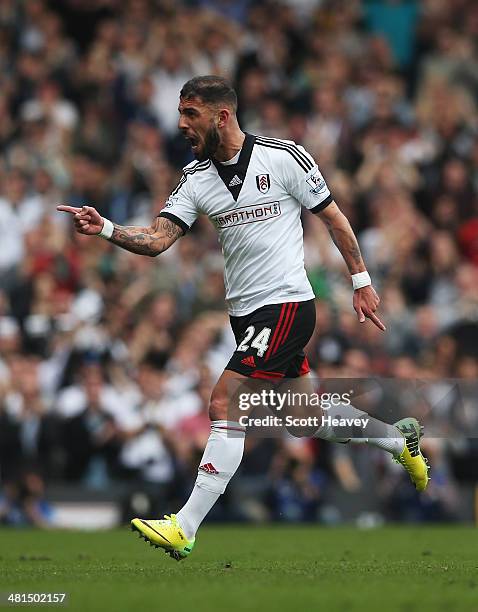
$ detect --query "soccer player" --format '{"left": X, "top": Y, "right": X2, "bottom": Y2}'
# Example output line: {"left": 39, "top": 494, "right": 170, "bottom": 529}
{"left": 58, "top": 76, "right": 429, "bottom": 561}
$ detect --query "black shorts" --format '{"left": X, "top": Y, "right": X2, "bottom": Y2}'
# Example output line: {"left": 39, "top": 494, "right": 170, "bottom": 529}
{"left": 226, "top": 299, "right": 316, "bottom": 379}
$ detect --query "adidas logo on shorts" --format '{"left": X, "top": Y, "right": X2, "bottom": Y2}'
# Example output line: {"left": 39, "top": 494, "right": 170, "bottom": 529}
{"left": 241, "top": 355, "right": 256, "bottom": 367}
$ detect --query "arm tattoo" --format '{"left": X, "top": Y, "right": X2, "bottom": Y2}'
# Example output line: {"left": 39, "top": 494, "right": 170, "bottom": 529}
{"left": 110, "top": 217, "right": 183, "bottom": 256}
{"left": 322, "top": 209, "right": 364, "bottom": 273}
{"left": 332, "top": 229, "right": 362, "bottom": 266}
{"left": 160, "top": 218, "right": 183, "bottom": 240}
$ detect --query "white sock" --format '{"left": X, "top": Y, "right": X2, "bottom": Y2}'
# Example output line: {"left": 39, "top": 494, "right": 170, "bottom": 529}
{"left": 175, "top": 485, "right": 219, "bottom": 540}
{"left": 365, "top": 433, "right": 405, "bottom": 455}
{"left": 314, "top": 404, "right": 405, "bottom": 455}
{"left": 176, "top": 420, "right": 245, "bottom": 539}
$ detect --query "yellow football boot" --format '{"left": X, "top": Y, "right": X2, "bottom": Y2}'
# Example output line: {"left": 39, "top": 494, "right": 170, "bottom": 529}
{"left": 131, "top": 514, "right": 195, "bottom": 561}
{"left": 394, "top": 417, "right": 430, "bottom": 492}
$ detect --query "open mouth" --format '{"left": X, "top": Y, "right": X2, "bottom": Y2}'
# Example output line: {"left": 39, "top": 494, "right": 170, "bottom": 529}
{"left": 185, "top": 135, "right": 199, "bottom": 150}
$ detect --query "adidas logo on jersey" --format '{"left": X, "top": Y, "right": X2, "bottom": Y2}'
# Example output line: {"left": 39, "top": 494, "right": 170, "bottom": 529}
{"left": 241, "top": 355, "right": 256, "bottom": 367}
{"left": 228, "top": 175, "right": 242, "bottom": 187}
{"left": 199, "top": 462, "right": 219, "bottom": 475}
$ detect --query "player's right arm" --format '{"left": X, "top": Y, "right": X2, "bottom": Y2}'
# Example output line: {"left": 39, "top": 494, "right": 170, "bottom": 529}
{"left": 58, "top": 165, "right": 200, "bottom": 256}
{"left": 56, "top": 205, "right": 183, "bottom": 256}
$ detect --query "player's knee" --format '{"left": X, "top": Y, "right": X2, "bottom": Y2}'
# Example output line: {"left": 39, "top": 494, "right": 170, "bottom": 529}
{"left": 284, "top": 422, "right": 320, "bottom": 438}
{"left": 282, "top": 401, "right": 324, "bottom": 438}
{"left": 208, "top": 392, "right": 229, "bottom": 421}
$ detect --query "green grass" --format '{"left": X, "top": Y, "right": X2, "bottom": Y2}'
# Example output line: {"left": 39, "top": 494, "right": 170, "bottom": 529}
{"left": 0, "top": 526, "right": 477, "bottom": 612}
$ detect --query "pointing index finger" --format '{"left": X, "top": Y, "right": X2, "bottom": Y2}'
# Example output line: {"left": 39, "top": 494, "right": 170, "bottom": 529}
{"left": 57, "top": 205, "right": 82, "bottom": 214}
{"left": 367, "top": 311, "right": 386, "bottom": 331}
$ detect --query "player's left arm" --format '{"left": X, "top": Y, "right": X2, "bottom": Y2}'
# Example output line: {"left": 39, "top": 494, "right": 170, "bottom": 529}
{"left": 281, "top": 142, "right": 385, "bottom": 330}
{"left": 317, "top": 201, "right": 385, "bottom": 331}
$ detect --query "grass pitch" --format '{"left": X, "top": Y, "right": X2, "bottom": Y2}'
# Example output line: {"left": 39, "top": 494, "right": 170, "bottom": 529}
{"left": 0, "top": 526, "right": 477, "bottom": 612}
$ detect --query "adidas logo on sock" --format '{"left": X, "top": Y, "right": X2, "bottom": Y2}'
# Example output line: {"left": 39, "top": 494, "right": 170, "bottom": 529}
{"left": 241, "top": 355, "right": 256, "bottom": 367}
{"left": 228, "top": 175, "right": 242, "bottom": 187}
{"left": 199, "top": 462, "right": 219, "bottom": 475}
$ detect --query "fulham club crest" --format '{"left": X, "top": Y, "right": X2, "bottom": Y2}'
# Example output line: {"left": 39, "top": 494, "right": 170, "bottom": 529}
{"left": 256, "top": 174, "right": 270, "bottom": 194}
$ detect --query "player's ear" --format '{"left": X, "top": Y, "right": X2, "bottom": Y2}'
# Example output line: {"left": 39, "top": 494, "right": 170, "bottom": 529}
{"left": 217, "top": 108, "right": 230, "bottom": 128}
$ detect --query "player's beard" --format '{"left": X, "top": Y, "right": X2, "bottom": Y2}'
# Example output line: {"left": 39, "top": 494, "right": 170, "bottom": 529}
{"left": 195, "top": 123, "right": 220, "bottom": 161}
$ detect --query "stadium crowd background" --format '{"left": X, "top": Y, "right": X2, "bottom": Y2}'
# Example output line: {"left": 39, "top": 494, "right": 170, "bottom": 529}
{"left": 0, "top": 0, "right": 477, "bottom": 528}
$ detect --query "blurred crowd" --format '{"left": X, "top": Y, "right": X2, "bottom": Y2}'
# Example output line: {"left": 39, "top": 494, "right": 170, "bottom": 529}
{"left": 1, "top": 0, "right": 478, "bottom": 527}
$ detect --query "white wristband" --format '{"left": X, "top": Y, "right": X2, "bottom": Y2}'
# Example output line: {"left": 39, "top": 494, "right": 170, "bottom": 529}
{"left": 352, "top": 271, "right": 371, "bottom": 290}
{"left": 98, "top": 217, "right": 114, "bottom": 240}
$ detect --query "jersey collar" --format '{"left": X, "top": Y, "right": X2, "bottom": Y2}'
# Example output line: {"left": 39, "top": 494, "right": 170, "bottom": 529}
{"left": 212, "top": 132, "right": 256, "bottom": 201}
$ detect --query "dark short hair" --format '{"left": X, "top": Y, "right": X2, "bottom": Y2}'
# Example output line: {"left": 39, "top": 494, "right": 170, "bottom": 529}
{"left": 180, "top": 76, "right": 237, "bottom": 112}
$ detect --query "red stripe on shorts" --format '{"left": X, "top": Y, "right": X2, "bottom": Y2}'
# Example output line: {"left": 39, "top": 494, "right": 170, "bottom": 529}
{"left": 299, "top": 356, "right": 310, "bottom": 376}
{"left": 279, "top": 302, "right": 298, "bottom": 348}
{"left": 264, "top": 303, "right": 288, "bottom": 361}
{"left": 271, "top": 302, "right": 294, "bottom": 356}
{"left": 250, "top": 370, "right": 285, "bottom": 380}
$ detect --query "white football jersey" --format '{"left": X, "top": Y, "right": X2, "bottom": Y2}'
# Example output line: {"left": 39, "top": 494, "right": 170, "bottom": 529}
{"left": 160, "top": 134, "right": 333, "bottom": 316}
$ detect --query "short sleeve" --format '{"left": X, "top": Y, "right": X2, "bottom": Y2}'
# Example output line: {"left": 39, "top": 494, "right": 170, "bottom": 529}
{"left": 283, "top": 144, "right": 333, "bottom": 214}
{"left": 158, "top": 171, "right": 199, "bottom": 233}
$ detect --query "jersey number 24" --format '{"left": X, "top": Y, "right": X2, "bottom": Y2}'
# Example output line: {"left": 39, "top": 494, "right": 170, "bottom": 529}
{"left": 237, "top": 326, "right": 272, "bottom": 358}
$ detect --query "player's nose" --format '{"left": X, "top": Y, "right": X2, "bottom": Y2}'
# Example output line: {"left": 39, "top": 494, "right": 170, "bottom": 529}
{"left": 178, "top": 115, "right": 188, "bottom": 131}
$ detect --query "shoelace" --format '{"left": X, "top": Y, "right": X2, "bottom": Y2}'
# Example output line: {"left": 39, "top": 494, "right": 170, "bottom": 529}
{"left": 162, "top": 514, "right": 177, "bottom": 524}
{"left": 406, "top": 435, "right": 420, "bottom": 457}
